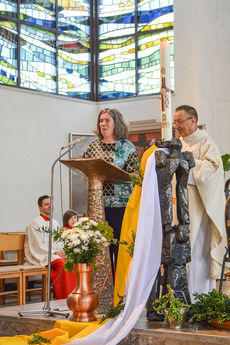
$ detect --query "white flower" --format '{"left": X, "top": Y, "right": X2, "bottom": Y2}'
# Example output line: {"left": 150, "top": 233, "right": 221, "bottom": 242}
{"left": 73, "top": 248, "right": 81, "bottom": 253}
{"left": 72, "top": 238, "right": 81, "bottom": 246}
{"left": 80, "top": 232, "right": 89, "bottom": 241}
{"left": 61, "top": 229, "right": 71, "bottom": 238}
{"left": 81, "top": 245, "right": 88, "bottom": 250}
{"left": 68, "top": 233, "right": 79, "bottom": 241}
{"left": 90, "top": 219, "right": 98, "bottom": 226}
{"left": 72, "top": 227, "right": 81, "bottom": 233}
{"left": 78, "top": 217, "right": 89, "bottom": 223}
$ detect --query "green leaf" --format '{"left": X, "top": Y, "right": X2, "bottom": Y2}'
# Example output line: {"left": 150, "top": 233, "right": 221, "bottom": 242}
{"left": 152, "top": 285, "right": 190, "bottom": 326}
{"left": 28, "top": 331, "right": 51, "bottom": 344}
{"left": 126, "top": 230, "right": 136, "bottom": 257}
{"left": 129, "top": 160, "right": 144, "bottom": 187}
{"left": 221, "top": 154, "right": 230, "bottom": 172}
{"left": 100, "top": 294, "right": 125, "bottom": 323}
{"left": 190, "top": 289, "right": 230, "bottom": 324}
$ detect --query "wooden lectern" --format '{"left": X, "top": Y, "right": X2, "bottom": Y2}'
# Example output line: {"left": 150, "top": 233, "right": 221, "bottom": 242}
{"left": 60, "top": 158, "right": 131, "bottom": 313}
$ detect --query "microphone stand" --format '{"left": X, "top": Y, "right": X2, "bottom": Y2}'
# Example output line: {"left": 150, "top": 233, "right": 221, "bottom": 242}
{"left": 19, "top": 144, "right": 75, "bottom": 317}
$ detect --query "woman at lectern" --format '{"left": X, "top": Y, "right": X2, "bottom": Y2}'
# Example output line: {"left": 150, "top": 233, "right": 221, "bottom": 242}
{"left": 84, "top": 108, "right": 137, "bottom": 282}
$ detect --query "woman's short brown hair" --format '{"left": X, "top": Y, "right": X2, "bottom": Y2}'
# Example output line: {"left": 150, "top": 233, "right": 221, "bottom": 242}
{"left": 63, "top": 210, "right": 78, "bottom": 227}
{"left": 96, "top": 108, "right": 128, "bottom": 140}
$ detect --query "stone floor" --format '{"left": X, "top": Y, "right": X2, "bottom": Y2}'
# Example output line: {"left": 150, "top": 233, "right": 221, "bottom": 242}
{"left": 0, "top": 300, "right": 229, "bottom": 344}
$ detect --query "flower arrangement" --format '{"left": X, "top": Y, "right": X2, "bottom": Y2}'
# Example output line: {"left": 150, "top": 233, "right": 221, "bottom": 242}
{"left": 52, "top": 217, "right": 116, "bottom": 272}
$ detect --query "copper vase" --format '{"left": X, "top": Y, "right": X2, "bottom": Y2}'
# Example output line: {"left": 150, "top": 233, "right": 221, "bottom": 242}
{"left": 67, "top": 262, "right": 109, "bottom": 322}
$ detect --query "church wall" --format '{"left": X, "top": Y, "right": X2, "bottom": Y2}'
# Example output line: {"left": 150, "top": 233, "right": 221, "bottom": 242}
{"left": 196, "top": 0, "right": 230, "bottom": 156}
{"left": 0, "top": 87, "right": 96, "bottom": 231}
{"left": 174, "top": 0, "right": 230, "bottom": 157}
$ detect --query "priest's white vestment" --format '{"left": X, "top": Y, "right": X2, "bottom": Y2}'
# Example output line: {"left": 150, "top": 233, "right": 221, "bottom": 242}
{"left": 180, "top": 129, "right": 228, "bottom": 300}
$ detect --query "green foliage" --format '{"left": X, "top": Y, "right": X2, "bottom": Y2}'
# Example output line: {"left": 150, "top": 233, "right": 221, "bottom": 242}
{"left": 28, "top": 331, "right": 51, "bottom": 344}
{"left": 221, "top": 154, "right": 230, "bottom": 172}
{"left": 38, "top": 218, "right": 127, "bottom": 271}
{"left": 190, "top": 289, "right": 230, "bottom": 324}
{"left": 100, "top": 294, "right": 125, "bottom": 323}
{"left": 98, "top": 220, "right": 114, "bottom": 242}
{"left": 126, "top": 230, "right": 136, "bottom": 257}
{"left": 152, "top": 285, "right": 189, "bottom": 326}
{"left": 129, "top": 160, "right": 143, "bottom": 187}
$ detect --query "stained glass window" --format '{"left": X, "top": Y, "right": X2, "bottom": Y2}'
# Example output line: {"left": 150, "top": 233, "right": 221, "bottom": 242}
{"left": 20, "top": 0, "right": 56, "bottom": 28}
{"left": 99, "top": 0, "right": 174, "bottom": 99}
{"left": 57, "top": 0, "right": 90, "bottom": 97}
{"left": 0, "top": 0, "right": 17, "bottom": 18}
{"left": 57, "top": 33, "right": 90, "bottom": 98}
{"left": 0, "top": 0, "right": 173, "bottom": 100}
{"left": 0, "top": 20, "right": 18, "bottom": 86}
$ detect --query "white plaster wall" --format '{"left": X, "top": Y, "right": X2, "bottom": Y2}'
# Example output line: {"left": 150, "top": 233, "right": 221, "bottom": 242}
{"left": 174, "top": 0, "right": 230, "bottom": 154}
{"left": 1, "top": 0, "right": 230, "bottom": 232}
{"left": 196, "top": 0, "right": 230, "bottom": 154}
{"left": 95, "top": 95, "right": 162, "bottom": 124}
{"left": 0, "top": 86, "right": 97, "bottom": 231}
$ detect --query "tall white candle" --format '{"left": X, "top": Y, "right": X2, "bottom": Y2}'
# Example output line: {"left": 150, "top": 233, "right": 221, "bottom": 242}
{"left": 160, "top": 39, "right": 172, "bottom": 141}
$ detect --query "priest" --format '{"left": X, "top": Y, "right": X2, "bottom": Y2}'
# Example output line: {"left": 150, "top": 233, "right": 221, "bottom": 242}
{"left": 24, "top": 195, "right": 76, "bottom": 299}
{"left": 174, "top": 105, "right": 228, "bottom": 301}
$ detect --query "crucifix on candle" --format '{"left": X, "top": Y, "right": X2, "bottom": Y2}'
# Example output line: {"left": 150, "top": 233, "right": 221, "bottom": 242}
{"left": 160, "top": 39, "right": 172, "bottom": 141}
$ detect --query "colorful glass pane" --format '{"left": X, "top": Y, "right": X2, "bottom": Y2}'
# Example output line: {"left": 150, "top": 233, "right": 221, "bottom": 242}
{"left": 57, "top": 33, "right": 90, "bottom": 98}
{"left": 0, "top": 21, "right": 18, "bottom": 86}
{"left": 0, "top": 0, "right": 174, "bottom": 100}
{"left": 137, "top": 0, "right": 173, "bottom": 31}
{"left": 20, "top": 0, "right": 55, "bottom": 29}
{"left": 99, "top": 36, "right": 136, "bottom": 99}
{"left": 0, "top": 0, "right": 17, "bottom": 18}
{"left": 20, "top": 24, "right": 56, "bottom": 92}
{"left": 58, "top": 0, "right": 90, "bottom": 39}
{"left": 137, "top": 29, "right": 174, "bottom": 95}
{"left": 98, "top": 0, "right": 135, "bottom": 39}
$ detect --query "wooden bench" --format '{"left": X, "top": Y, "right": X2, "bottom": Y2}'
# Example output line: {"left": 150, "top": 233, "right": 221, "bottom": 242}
{"left": 0, "top": 233, "right": 47, "bottom": 305}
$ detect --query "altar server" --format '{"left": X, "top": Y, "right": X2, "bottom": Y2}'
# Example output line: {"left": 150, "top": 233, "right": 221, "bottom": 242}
{"left": 25, "top": 195, "right": 76, "bottom": 299}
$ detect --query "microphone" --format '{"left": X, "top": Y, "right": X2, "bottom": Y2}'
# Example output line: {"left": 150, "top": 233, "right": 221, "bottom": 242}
{"left": 61, "top": 136, "right": 86, "bottom": 150}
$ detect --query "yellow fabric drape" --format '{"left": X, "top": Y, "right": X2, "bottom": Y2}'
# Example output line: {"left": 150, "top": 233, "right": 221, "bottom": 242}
{"left": 114, "top": 145, "right": 157, "bottom": 305}
{"left": 0, "top": 320, "right": 109, "bottom": 345}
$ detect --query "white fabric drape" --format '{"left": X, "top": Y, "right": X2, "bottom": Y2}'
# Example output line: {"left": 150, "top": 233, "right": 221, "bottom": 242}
{"left": 65, "top": 151, "right": 162, "bottom": 345}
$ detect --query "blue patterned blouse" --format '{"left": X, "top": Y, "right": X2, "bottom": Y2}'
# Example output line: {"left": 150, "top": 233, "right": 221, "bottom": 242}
{"left": 84, "top": 139, "right": 137, "bottom": 207}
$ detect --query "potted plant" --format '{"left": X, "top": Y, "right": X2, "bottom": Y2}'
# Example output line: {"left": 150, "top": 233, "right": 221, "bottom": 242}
{"left": 189, "top": 289, "right": 230, "bottom": 329}
{"left": 152, "top": 285, "right": 190, "bottom": 328}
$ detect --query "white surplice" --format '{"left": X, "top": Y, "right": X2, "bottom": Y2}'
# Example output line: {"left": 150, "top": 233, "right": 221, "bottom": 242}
{"left": 24, "top": 215, "right": 63, "bottom": 267}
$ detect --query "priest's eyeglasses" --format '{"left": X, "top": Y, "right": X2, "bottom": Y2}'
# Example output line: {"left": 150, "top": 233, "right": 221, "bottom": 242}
{"left": 173, "top": 117, "right": 193, "bottom": 126}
